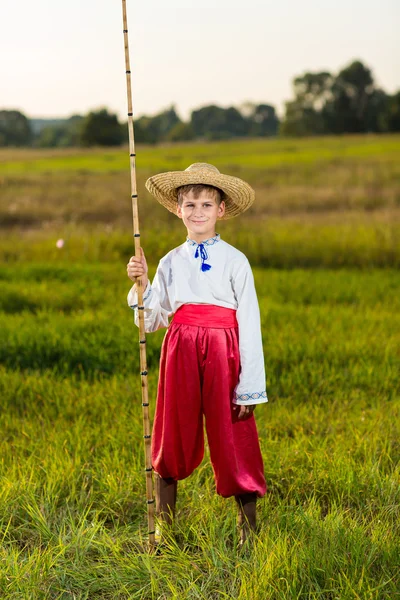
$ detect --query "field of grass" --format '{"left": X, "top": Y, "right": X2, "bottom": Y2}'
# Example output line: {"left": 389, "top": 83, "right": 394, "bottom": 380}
{"left": 0, "top": 135, "right": 400, "bottom": 598}
{"left": 1, "top": 134, "right": 400, "bottom": 268}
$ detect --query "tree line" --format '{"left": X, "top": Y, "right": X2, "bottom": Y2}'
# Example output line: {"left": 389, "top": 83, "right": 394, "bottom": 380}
{"left": 1, "top": 60, "right": 399, "bottom": 147}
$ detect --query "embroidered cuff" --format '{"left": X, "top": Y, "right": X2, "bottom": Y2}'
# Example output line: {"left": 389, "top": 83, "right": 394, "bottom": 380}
{"left": 129, "top": 283, "right": 152, "bottom": 310}
{"left": 233, "top": 390, "right": 268, "bottom": 405}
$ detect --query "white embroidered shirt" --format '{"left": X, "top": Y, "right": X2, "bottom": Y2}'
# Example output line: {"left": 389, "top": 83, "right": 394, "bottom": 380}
{"left": 127, "top": 233, "right": 268, "bottom": 406}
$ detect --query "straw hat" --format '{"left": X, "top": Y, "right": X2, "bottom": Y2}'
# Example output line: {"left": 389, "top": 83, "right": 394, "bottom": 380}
{"left": 145, "top": 163, "right": 255, "bottom": 219}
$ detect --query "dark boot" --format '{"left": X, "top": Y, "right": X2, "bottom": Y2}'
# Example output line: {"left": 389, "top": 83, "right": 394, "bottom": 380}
{"left": 235, "top": 492, "right": 257, "bottom": 546}
{"left": 155, "top": 474, "right": 177, "bottom": 543}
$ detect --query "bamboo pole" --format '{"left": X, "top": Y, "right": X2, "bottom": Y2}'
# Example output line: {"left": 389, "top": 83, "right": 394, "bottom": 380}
{"left": 121, "top": 0, "right": 155, "bottom": 550}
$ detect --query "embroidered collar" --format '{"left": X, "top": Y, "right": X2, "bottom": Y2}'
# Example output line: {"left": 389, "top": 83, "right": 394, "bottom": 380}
{"left": 186, "top": 233, "right": 220, "bottom": 272}
{"left": 186, "top": 233, "right": 221, "bottom": 247}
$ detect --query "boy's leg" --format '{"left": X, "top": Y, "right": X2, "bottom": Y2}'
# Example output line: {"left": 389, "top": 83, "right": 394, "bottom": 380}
{"left": 202, "top": 323, "right": 264, "bottom": 544}
{"left": 155, "top": 473, "right": 177, "bottom": 526}
{"left": 202, "top": 327, "right": 266, "bottom": 499}
{"left": 235, "top": 492, "right": 257, "bottom": 544}
{"left": 151, "top": 322, "right": 205, "bottom": 536}
{"left": 201, "top": 325, "right": 266, "bottom": 545}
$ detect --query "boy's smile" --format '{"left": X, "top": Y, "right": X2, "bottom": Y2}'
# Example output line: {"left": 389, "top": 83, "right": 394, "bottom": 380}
{"left": 177, "top": 190, "right": 225, "bottom": 243}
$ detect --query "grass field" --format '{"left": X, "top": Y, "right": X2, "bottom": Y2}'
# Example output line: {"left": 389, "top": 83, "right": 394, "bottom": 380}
{"left": 1, "top": 135, "right": 400, "bottom": 598}
{"left": 1, "top": 134, "right": 400, "bottom": 268}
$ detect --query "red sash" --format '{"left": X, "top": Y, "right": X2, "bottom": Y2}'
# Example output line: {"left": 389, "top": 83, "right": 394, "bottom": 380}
{"left": 172, "top": 303, "right": 238, "bottom": 328}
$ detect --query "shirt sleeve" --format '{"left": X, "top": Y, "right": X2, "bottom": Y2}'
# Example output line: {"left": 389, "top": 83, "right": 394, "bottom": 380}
{"left": 232, "top": 258, "right": 268, "bottom": 406}
{"left": 127, "top": 260, "right": 172, "bottom": 332}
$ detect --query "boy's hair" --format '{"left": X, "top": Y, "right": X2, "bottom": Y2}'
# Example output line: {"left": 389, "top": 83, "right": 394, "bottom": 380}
{"left": 177, "top": 184, "right": 225, "bottom": 206}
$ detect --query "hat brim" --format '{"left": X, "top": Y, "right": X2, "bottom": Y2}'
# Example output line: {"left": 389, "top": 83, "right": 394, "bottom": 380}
{"left": 145, "top": 169, "right": 255, "bottom": 219}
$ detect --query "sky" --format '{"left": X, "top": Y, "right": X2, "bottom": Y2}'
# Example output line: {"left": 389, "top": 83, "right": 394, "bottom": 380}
{"left": 0, "top": 0, "right": 399, "bottom": 121}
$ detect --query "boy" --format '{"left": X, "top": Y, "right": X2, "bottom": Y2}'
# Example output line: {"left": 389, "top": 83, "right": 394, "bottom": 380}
{"left": 127, "top": 163, "right": 268, "bottom": 545}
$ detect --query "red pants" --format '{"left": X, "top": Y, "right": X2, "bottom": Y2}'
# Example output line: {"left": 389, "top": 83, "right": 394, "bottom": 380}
{"left": 151, "top": 304, "right": 267, "bottom": 498}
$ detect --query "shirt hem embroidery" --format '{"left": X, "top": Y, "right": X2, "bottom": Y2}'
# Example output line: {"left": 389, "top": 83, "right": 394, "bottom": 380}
{"left": 234, "top": 391, "right": 267, "bottom": 402}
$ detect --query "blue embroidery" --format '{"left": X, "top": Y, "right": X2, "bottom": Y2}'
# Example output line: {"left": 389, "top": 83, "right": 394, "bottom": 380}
{"left": 129, "top": 285, "right": 152, "bottom": 310}
{"left": 186, "top": 233, "right": 220, "bottom": 271}
{"left": 186, "top": 233, "right": 221, "bottom": 247}
{"left": 234, "top": 391, "right": 268, "bottom": 402}
{"left": 194, "top": 243, "right": 212, "bottom": 271}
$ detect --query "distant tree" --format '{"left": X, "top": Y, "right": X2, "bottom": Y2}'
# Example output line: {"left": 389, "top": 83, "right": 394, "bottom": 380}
{"left": 80, "top": 108, "right": 123, "bottom": 146}
{"left": 36, "top": 115, "right": 83, "bottom": 147}
{"left": 152, "top": 106, "right": 181, "bottom": 139}
{"left": 67, "top": 115, "right": 85, "bottom": 145}
{"left": 165, "top": 121, "right": 195, "bottom": 142}
{"left": 244, "top": 103, "right": 279, "bottom": 137}
{"left": 281, "top": 60, "right": 390, "bottom": 136}
{"left": 362, "top": 88, "right": 390, "bottom": 133}
{"left": 280, "top": 71, "right": 334, "bottom": 136}
{"left": 37, "top": 125, "right": 66, "bottom": 147}
{"left": 133, "top": 116, "right": 154, "bottom": 143}
{"left": 0, "top": 110, "right": 32, "bottom": 146}
{"left": 191, "top": 105, "right": 248, "bottom": 140}
{"left": 326, "top": 61, "right": 385, "bottom": 133}
{"left": 133, "top": 106, "right": 182, "bottom": 144}
{"left": 30, "top": 118, "right": 68, "bottom": 136}
{"left": 376, "top": 91, "right": 400, "bottom": 133}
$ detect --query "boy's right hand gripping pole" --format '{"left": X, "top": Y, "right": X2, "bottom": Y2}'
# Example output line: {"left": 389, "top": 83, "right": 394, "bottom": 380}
{"left": 121, "top": 0, "right": 155, "bottom": 550}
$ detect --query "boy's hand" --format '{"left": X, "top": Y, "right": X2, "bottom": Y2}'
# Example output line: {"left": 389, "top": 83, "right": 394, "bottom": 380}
{"left": 236, "top": 404, "right": 256, "bottom": 420}
{"left": 127, "top": 247, "right": 148, "bottom": 288}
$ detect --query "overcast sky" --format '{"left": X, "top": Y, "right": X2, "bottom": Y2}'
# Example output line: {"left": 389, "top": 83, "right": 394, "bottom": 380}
{"left": 1, "top": 0, "right": 399, "bottom": 121}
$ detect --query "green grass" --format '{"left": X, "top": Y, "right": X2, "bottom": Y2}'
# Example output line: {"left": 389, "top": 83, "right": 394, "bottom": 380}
{"left": 1, "top": 135, "right": 399, "bottom": 269}
{"left": 0, "top": 262, "right": 399, "bottom": 598}
{"left": 1, "top": 136, "right": 400, "bottom": 597}
{"left": 1, "top": 220, "right": 399, "bottom": 269}
{"left": 1, "top": 134, "right": 399, "bottom": 174}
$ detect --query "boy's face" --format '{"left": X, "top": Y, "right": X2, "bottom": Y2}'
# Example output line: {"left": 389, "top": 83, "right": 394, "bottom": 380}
{"left": 177, "top": 189, "right": 225, "bottom": 243}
